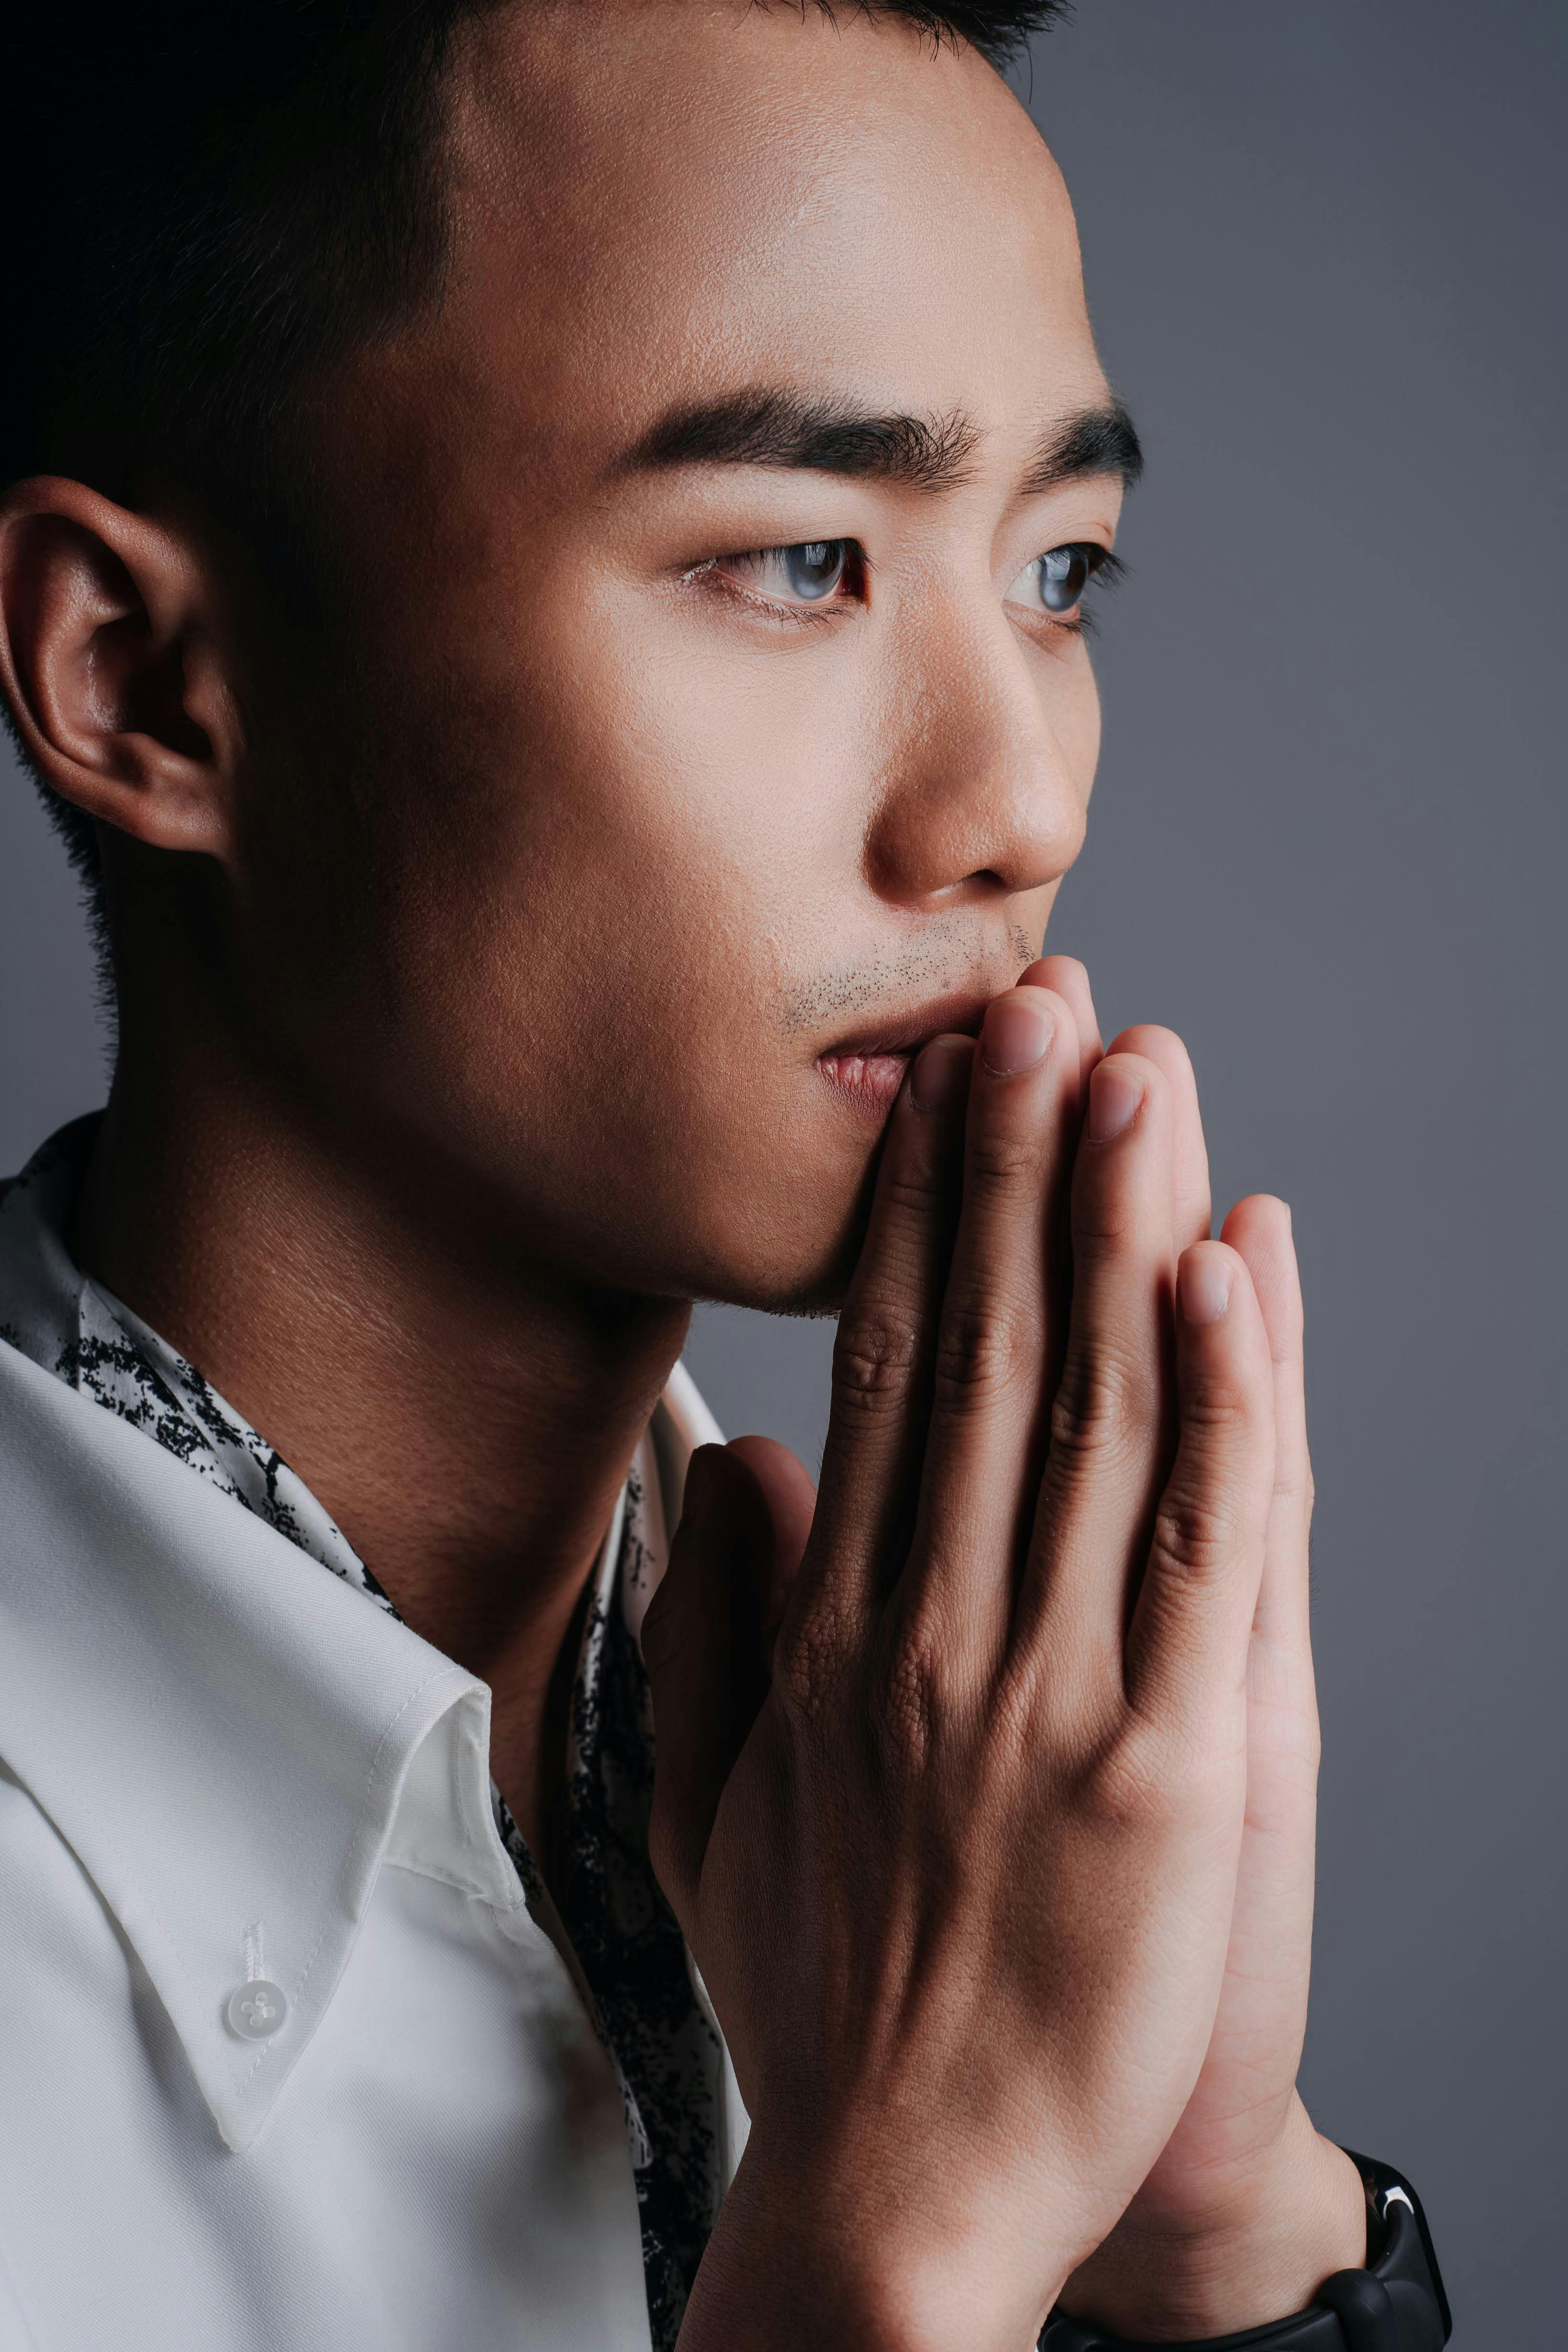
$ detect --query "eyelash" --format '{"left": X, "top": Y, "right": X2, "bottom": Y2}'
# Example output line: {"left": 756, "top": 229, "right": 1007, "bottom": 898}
{"left": 689, "top": 541, "right": 1124, "bottom": 632}
{"left": 687, "top": 545, "right": 866, "bottom": 626}
{"left": 1053, "top": 548, "right": 1125, "bottom": 640}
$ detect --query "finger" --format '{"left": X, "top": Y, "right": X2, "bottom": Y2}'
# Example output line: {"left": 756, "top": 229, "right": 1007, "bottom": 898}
{"left": 1108, "top": 1024, "right": 1211, "bottom": 1251}
{"left": 1219, "top": 1196, "right": 1313, "bottom": 1661}
{"left": 1019, "top": 1051, "right": 1177, "bottom": 1690}
{"left": 894, "top": 989, "right": 1083, "bottom": 1661}
{"left": 1215, "top": 1200, "right": 1320, "bottom": 2015}
{"left": 1019, "top": 955, "right": 1105, "bottom": 1401}
{"left": 1019, "top": 954, "right": 1103, "bottom": 1094}
{"left": 1015, "top": 958, "right": 1103, "bottom": 1382}
{"left": 1124, "top": 1240, "right": 1276, "bottom": 1725}
{"left": 795, "top": 1034, "right": 972, "bottom": 1644}
{"left": 644, "top": 1443, "right": 777, "bottom": 1929}
{"left": 726, "top": 1432, "right": 817, "bottom": 1653}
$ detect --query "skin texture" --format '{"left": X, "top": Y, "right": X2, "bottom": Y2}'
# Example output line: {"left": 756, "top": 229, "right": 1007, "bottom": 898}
{"left": 649, "top": 964, "right": 1363, "bottom": 2345}
{"left": 0, "top": 0, "right": 1365, "bottom": 2336}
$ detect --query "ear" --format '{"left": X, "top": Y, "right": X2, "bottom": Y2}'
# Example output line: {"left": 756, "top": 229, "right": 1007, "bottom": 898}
{"left": 0, "top": 476, "right": 243, "bottom": 863}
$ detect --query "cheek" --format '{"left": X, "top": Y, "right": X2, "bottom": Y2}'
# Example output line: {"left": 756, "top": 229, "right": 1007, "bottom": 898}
{"left": 1060, "top": 661, "right": 1103, "bottom": 809}
{"left": 312, "top": 606, "right": 876, "bottom": 1293}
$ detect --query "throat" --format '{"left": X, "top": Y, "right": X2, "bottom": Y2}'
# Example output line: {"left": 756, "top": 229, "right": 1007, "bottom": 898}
{"left": 70, "top": 1046, "right": 691, "bottom": 1892}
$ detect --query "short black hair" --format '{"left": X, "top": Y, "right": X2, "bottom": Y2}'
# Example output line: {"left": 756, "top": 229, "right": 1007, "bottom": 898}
{"left": 1, "top": 0, "right": 1069, "bottom": 899}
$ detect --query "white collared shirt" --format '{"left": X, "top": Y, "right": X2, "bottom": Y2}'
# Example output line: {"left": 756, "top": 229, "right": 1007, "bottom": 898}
{"left": 0, "top": 1126, "right": 744, "bottom": 2351}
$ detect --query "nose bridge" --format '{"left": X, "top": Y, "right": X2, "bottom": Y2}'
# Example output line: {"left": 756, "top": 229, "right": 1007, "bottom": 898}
{"left": 865, "top": 582, "right": 1090, "bottom": 909}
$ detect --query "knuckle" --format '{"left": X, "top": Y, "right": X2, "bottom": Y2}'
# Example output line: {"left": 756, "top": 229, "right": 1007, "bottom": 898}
{"left": 879, "top": 1165, "right": 948, "bottom": 1223}
{"left": 831, "top": 1306, "right": 923, "bottom": 1419}
{"left": 1151, "top": 1479, "right": 1245, "bottom": 1580}
{"left": 1049, "top": 1339, "right": 1151, "bottom": 1464}
{"left": 985, "top": 1658, "right": 1037, "bottom": 1756}
{"left": 1086, "top": 1719, "right": 1221, "bottom": 1842}
{"left": 1070, "top": 1189, "right": 1143, "bottom": 1254}
{"left": 1273, "top": 1455, "right": 1312, "bottom": 1518}
{"left": 1083, "top": 1722, "right": 1176, "bottom": 1837}
{"left": 931, "top": 1292, "right": 1034, "bottom": 1415}
{"left": 1183, "top": 1356, "right": 1262, "bottom": 1427}
{"left": 963, "top": 1129, "right": 1040, "bottom": 1197}
{"left": 772, "top": 1598, "right": 851, "bottom": 1727}
{"left": 875, "top": 1615, "right": 950, "bottom": 1768}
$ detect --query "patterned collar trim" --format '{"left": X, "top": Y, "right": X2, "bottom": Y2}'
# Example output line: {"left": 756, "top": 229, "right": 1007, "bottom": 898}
{"left": 0, "top": 1116, "right": 388, "bottom": 1605}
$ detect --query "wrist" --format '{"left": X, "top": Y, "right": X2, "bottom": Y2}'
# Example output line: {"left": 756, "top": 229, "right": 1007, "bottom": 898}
{"left": 1059, "top": 2105, "right": 1367, "bottom": 2340}
{"left": 684, "top": 2133, "right": 1072, "bottom": 2352}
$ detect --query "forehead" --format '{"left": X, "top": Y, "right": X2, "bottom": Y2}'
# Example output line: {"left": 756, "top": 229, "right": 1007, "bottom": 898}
{"left": 427, "top": 0, "right": 1106, "bottom": 464}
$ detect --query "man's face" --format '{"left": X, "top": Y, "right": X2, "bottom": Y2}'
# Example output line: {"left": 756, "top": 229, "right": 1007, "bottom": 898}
{"left": 238, "top": 0, "right": 1122, "bottom": 1310}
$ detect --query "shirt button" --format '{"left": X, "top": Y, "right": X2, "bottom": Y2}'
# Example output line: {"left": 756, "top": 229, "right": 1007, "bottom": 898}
{"left": 226, "top": 1980, "right": 289, "bottom": 2040}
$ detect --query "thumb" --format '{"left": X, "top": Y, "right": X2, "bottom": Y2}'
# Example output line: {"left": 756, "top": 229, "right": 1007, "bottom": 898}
{"left": 723, "top": 1433, "right": 817, "bottom": 1652}
{"left": 643, "top": 1442, "right": 777, "bottom": 1930}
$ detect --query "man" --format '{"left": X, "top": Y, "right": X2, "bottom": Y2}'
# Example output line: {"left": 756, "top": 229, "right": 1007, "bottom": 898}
{"left": 0, "top": 3, "right": 1448, "bottom": 2348}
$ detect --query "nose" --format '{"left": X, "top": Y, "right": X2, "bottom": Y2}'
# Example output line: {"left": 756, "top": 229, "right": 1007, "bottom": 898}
{"left": 862, "top": 590, "right": 1092, "bottom": 912}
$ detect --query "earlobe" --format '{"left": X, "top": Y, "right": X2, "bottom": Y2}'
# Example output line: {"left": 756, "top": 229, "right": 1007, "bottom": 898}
{"left": 0, "top": 477, "right": 240, "bottom": 862}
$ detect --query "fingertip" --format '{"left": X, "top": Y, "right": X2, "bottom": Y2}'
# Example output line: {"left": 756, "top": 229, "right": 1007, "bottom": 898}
{"left": 1219, "top": 1195, "right": 1300, "bottom": 1300}
{"left": 727, "top": 1432, "right": 806, "bottom": 1473}
{"left": 680, "top": 1442, "right": 728, "bottom": 1520}
{"left": 1106, "top": 1030, "right": 1208, "bottom": 1224}
{"left": 978, "top": 989, "right": 1060, "bottom": 1079}
{"left": 1107, "top": 1022, "right": 1192, "bottom": 1079}
{"left": 727, "top": 1433, "right": 817, "bottom": 1515}
{"left": 1020, "top": 950, "right": 1089, "bottom": 995}
{"left": 994, "top": 982, "right": 1078, "bottom": 1041}
{"left": 726, "top": 1435, "right": 817, "bottom": 1583}
{"left": 1020, "top": 954, "right": 1102, "bottom": 1066}
{"left": 1085, "top": 1047, "right": 1165, "bottom": 1143}
{"left": 1018, "top": 952, "right": 1085, "bottom": 991}
{"left": 1177, "top": 1238, "right": 1239, "bottom": 1327}
{"left": 908, "top": 1031, "right": 974, "bottom": 1113}
{"left": 1222, "top": 1191, "right": 1292, "bottom": 1242}
{"left": 1220, "top": 1196, "right": 1303, "bottom": 1355}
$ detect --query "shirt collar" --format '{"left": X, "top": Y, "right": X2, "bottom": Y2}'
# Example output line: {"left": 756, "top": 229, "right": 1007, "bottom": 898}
{"left": 0, "top": 1335, "right": 522, "bottom": 2152}
{"left": 0, "top": 1120, "right": 725, "bottom": 2165}
{"left": 0, "top": 1117, "right": 395, "bottom": 1610}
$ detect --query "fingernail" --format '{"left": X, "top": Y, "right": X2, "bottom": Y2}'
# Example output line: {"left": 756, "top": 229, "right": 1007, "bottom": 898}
{"left": 1179, "top": 1250, "right": 1233, "bottom": 1325}
{"left": 910, "top": 1034, "right": 974, "bottom": 1112}
{"left": 981, "top": 993, "right": 1055, "bottom": 1078}
{"left": 1088, "top": 1060, "right": 1144, "bottom": 1141}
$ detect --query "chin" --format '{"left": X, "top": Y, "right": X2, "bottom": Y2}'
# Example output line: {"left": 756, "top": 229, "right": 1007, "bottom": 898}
{"left": 685, "top": 1185, "right": 872, "bottom": 1321}
{"left": 699, "top": 1263, "right": 855, "bottom": 1321}
{"left": 597, "top": 1085, "right": 886, "bottom": 1314}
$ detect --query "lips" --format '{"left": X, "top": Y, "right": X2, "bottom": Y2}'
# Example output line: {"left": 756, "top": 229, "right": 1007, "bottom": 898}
{"left": 814, "top": 990, "right": 990, "bottom": 1117}
{"left": 815, "top": 1050, "right": 919, "bottom": 1114}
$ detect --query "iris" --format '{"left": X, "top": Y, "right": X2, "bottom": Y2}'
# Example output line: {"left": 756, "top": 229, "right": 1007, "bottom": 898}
{"left": 780, "top": 541, "right": 846, "bottom": 599}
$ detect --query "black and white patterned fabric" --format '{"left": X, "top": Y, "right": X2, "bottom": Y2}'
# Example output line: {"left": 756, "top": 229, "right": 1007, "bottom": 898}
{"left": 0, "top": 1115, "right": 722, "bottom": 2350}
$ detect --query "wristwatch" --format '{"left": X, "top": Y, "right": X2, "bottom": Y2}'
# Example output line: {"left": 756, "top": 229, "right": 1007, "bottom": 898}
{"left": 1040, "top": 2152, "right": 1451, "bottom": 2351}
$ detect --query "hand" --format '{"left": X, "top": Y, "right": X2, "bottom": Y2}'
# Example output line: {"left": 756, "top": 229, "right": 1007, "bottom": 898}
{"left": 646, "top": 965, "right": 1282, "bottom": 2351}
{"left": 1034, "top": 971, "right": 1367, "bottom": 2337}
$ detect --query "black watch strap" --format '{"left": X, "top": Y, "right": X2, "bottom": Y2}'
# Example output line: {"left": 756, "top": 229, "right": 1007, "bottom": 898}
{"left": 1040, "top": 2151, "right": 1451, "bottom": 2352}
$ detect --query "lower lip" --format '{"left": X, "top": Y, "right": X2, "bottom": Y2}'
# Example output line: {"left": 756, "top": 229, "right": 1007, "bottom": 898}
{"left": 816, "top": 1051, "right": 912, "bottom": 1115}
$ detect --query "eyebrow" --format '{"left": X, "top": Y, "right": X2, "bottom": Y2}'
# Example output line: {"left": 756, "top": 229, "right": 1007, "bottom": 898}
{"left": 1022, "top": 401, "right": 1143, "bottom": 496}
{"left": 620, "top": 387, "right": 1143, "bottom": 497}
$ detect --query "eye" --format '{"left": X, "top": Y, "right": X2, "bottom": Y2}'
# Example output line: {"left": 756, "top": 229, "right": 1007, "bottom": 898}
{"left": 716, "top": 540, "right": 852, "bottom": 606}
{"left": 1005, "top": 541, "right": 1112, "bottom": 617}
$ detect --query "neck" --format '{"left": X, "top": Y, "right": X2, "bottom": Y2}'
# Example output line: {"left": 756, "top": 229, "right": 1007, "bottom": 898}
{"left": 73, "top": 1018, "right": 690, "bottom": 1872}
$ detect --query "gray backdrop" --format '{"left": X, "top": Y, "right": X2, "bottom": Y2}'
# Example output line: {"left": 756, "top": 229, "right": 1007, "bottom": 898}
{"left": 2, "top": 2, "right": 1562, "bottom": 2339}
